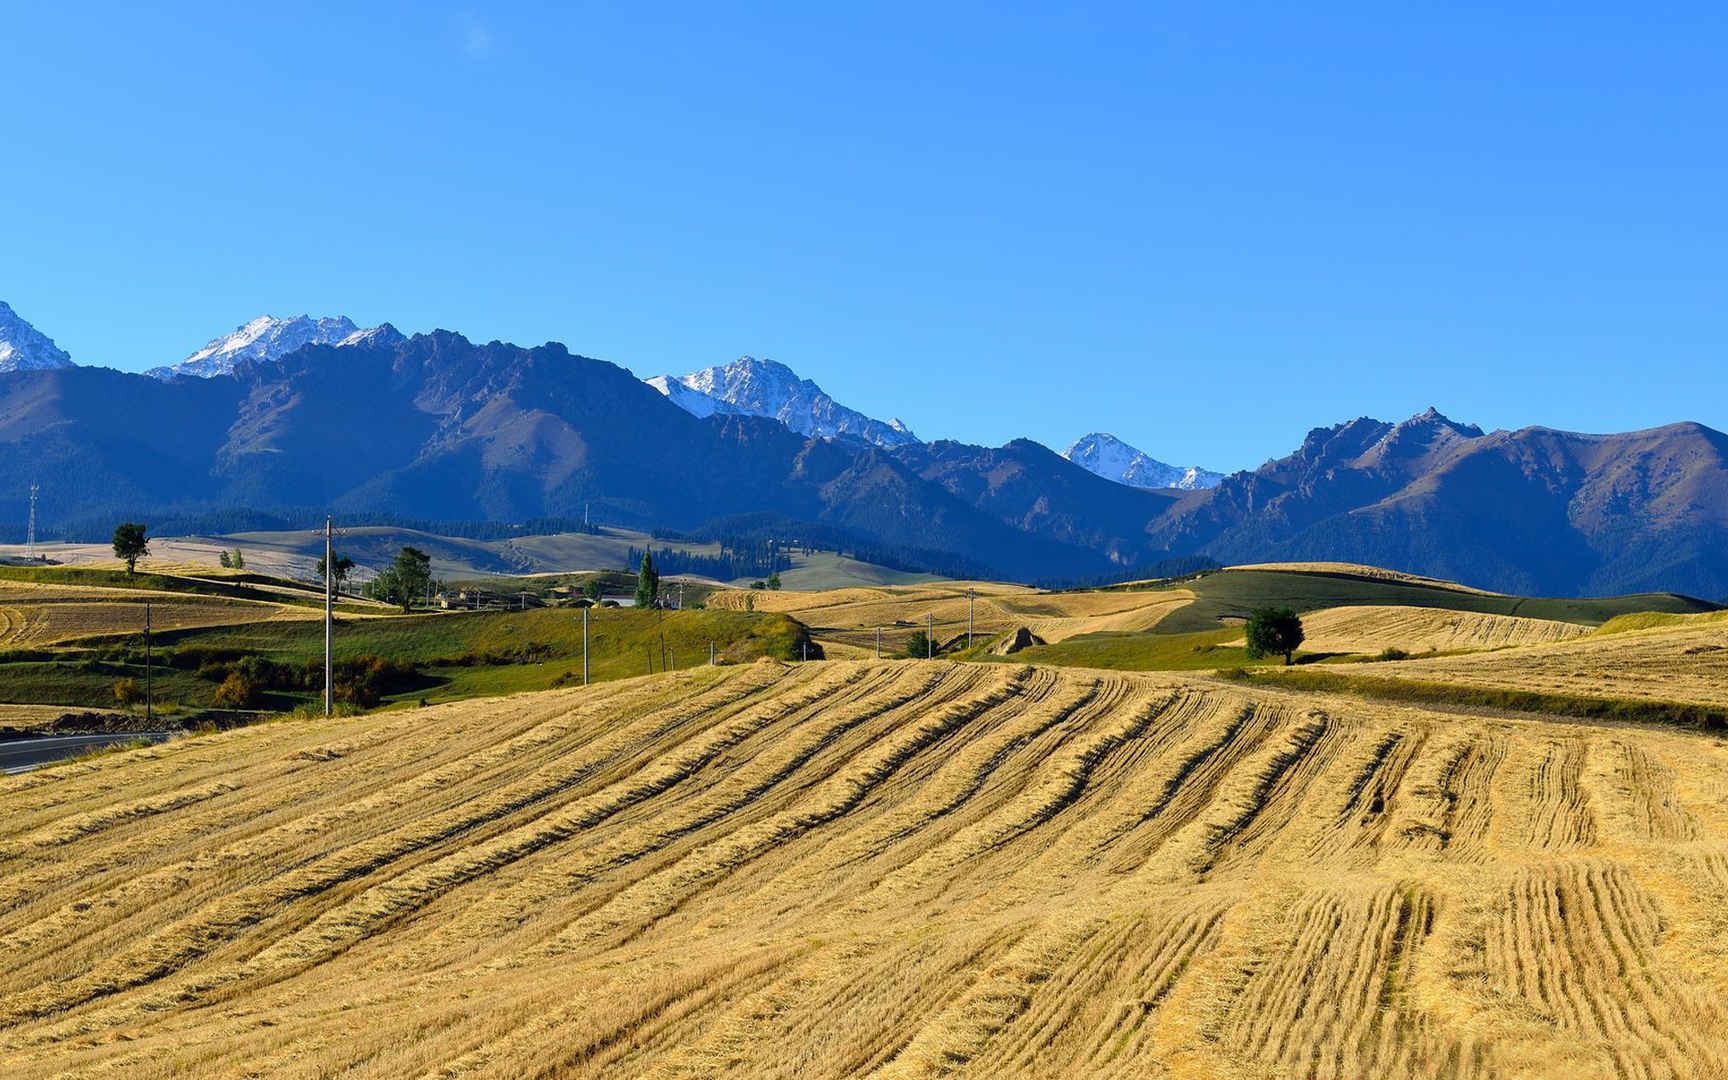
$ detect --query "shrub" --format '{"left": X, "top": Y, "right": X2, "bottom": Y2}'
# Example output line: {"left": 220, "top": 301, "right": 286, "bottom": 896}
{"left": 112, "top": 677, "right": 144, "bottom": 706}
{"left": 1373, "top": 646, "right": 1411, "bottom": 662}
{"left": 213, "top": 672, "right": 264, "bottom": 709}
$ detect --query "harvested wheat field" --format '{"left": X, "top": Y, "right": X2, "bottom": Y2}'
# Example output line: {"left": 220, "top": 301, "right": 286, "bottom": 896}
{"left": 710, "top": 582, "right": 1194, "bottom": 648}
{"left": 5, "top": 660, "right": 1728, "bottom": 1077}
{"left": 1225, "top": 563, "right": 1502, "bottom": 594}
{"left": 1384, "top": 621, "right": 1728, "bottom": 709}
{"left": 0, "top": 581, "right": 316, "bottom": 646}
{"left": 1273, "top": 604, "right": 1592, "bottom": 655}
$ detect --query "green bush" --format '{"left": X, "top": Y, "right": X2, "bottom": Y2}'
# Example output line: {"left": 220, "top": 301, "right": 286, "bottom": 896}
{"left": 213, "top": 672, "right": 264, "bottom": 709}
{"left": 1372, "top": 646, "right": 1411, "bottom": 662}
{"left": 112, "top": 677, "right": 144, "bottom": 706}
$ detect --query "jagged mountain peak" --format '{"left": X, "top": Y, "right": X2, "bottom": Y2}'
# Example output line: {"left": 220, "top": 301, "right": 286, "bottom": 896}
{"left": 150, "top": 314, "right": 372, "bottom": 379}
{"left": 647, "top": 355, "right": 919, "bottom": 449}
{"left": 1063, "top": 432, "right": 1222, "bottom": 491}
{"left": 0, "top": 301, "right": 76, "bottom": 372}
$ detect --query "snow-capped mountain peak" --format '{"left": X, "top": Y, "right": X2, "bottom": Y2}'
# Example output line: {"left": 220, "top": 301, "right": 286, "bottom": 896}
{"left": 646, "top": 356, "right": 919, "bottom": 449}
{"left": 150, "top": 314, "right": 371, "bottom": 379}
{"left": 0, "top": 301, "right": 76, "bottom": 372}
{"left": 1063, "top": 433, "right": 1223, "bottom": 491}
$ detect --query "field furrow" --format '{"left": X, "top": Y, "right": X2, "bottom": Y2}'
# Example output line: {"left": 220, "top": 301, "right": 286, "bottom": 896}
{"left": 4, "top": 659, "right": 1728, "bottom": 1078}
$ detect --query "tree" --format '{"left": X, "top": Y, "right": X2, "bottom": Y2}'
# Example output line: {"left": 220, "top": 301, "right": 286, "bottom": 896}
{"left": 372, "top": 546, "right": 433, "bottom": 613}
{"left": 634, "top": 551, "right": 659, "bottom": 609}
{"left": 766, "top": 571, "right": 782, "bottom": 591}
{"left": 232, "top": 548, "right": 245, "bottom": 570}
{"left": 902, "top": 630, "right": 932, "bottom": 659}
{"left": 218, "top": 550, "right": 231, "bottom": 569}
{"left": 112, "top": 523, "right": 149, "bottom": 575}
{"left": 582, "top": 578, "right": 603, "bottom": 602}
{"left": 1244, "top": 606, "right": 1305, "bottom": 665}
{"left": 317, "top": 553, "right": 356, "bottom": 592}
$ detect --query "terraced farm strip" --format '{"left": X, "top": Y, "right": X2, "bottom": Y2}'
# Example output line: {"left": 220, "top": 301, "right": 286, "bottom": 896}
{"left": 4, "top": 660, "right": 1728, "bottom": 1077}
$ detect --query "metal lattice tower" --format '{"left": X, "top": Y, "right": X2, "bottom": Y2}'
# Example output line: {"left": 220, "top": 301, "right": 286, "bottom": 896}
{"left": 25, "top": 483, "right": 38, "bottom": 558}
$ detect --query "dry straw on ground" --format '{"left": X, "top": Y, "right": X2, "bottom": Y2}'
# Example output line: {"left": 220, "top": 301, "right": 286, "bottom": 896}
{"left": 1267, "top": 604, "right": 1592, "bottom": 655}
{"left": 5, "top": 657, "right": 1728, "bottom": 1077}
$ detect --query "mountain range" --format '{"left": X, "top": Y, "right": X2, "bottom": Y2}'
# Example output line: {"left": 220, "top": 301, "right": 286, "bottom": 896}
{"left": 2, "top": 303, "right": 1726, "bottom": 597}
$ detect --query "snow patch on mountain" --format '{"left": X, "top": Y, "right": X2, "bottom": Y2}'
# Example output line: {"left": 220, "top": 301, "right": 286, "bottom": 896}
{"left": 1063, "top": 433, "right": 1222, "bottom": 491}
{"left": 149, "top": 314, "right": 371, "bottom": 378}
{"left": 643, "top": 375, "right": 744, "bottom": 419}
{"left": 0, "top": 301, "right": 75, "bottom": 372}
{"left": 647, "top": 356, "right": 919, "bottom": 449}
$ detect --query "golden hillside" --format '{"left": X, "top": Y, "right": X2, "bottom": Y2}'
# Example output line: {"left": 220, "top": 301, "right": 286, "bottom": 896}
{"left": 1262, "top": 604, "right": 1593, "bottom": 654}
{"left": 4, "top": 660, "right": 1727, "bottom": 1077}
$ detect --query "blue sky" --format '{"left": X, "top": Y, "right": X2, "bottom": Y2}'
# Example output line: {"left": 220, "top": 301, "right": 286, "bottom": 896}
{"left": 8, "top": 4, "right": 1728, "bottom": 472}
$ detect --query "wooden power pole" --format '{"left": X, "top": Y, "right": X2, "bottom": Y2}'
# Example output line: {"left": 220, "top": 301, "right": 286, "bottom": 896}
{"left": 324, "top": 516, "right": 333, "bottom": 717}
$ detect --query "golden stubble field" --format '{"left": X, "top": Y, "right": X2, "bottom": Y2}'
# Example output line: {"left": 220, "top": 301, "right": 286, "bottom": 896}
{"left": 1253, "top": 604, "right": 1593, "bottom": 655}
{"left": 707, "top": 581, "right": 1193, "bottom": 650}
{"left": 4, "top": 657, "right": 1728, "bottom": 1077}
{"left": 0, "top": 580, "right": 319, "bottom": 646}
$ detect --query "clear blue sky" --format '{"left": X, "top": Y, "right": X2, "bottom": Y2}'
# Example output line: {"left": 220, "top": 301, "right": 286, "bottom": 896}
{"left": 9, "top": 4, "right": 1728, "bottom": 472}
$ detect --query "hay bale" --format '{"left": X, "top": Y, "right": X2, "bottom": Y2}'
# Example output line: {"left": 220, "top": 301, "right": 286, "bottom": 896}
{"left": 992, "top": 626, "right": 1046, "bottom": 656}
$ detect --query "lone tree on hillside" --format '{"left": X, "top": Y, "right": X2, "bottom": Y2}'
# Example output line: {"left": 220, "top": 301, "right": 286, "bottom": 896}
{"left": 902, "top": 629, "right": 933, "bottom": 659}
{"left": 232, "top": 548, "right": 245, "bottom": 570}
{"left": 635, "top": 551, "right": 659, "bottom": 609}
{"left": 317, "top": 552, "right": 356, "bottom": 593}
{"left": 371, "top": 546, "right": 433, "bottom": 613}
{"left": 1244, "top": 606, "right": 1305, "bottom": 666}
{"left": 112, "top": 523, "right": 149, "bottom": 576}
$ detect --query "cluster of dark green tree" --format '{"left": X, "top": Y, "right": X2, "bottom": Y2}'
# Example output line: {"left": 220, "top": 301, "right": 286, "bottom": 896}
{"left": 365, "top": 547, "right": 435, "bottom": 612}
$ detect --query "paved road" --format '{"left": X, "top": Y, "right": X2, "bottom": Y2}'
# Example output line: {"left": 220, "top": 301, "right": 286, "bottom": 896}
{"left": 0, "top": 732, "right": 176, "bottom": 774}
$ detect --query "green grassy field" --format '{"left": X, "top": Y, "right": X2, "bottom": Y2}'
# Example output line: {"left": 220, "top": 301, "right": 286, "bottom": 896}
{"left": 20, "top": 607, "right": 815, "bottom": 715}
{"left": 1142, "top": 568, "right": 1718, "bottom": 633}
{"left": 983, "top": 627, "right": 1315, "bottom": 672}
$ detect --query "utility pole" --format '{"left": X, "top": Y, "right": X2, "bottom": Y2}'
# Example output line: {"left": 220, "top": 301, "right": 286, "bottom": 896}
{"left": 927, "top": 613, "right": 934, "bottom": 659}
{"left": 709, "top": 640, "right": 715, "bottom": 665}
{"left": 875, "top": 627, "right": 881, "bottom": 659}
{"left": 802, "top": 639, "right": 807, "bottom": 662}
{"left": 144, "top": 600, "right": 152, "bottom": 725}
{"left": 646, "top": 643, "right": 654, "bottom": 675}
{"left": 323, "top": 516, "right": 333, "bottom": 717}
{"left": 967, "top": 587, "right": 975, "bottom": 650}
{"left": 583, "top": 605, "right": 590, "bottom": 686}
{"left": 25, "top": 483, "right": 38, "bottom": 558}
